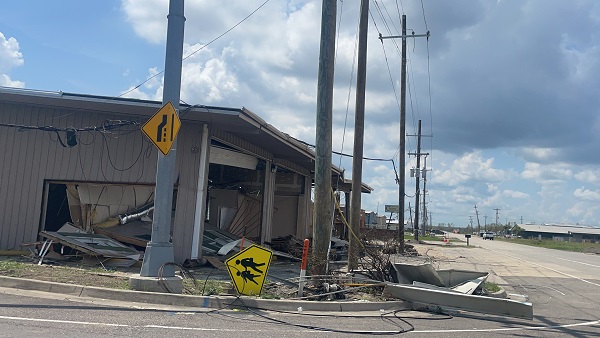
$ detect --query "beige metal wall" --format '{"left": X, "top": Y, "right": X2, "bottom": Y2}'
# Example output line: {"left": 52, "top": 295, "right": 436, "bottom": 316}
{"left": 271, "top": 195, "right": 299, "bottom": 238}
{"left": 0, "top": 101, "right": 205, "bottom": 261}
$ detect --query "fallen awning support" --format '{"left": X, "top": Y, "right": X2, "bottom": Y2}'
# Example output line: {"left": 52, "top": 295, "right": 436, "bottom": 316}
{"left": 39, "top": 231, "right": 142, "bottom": 261}
{"left": 383, "top": 283, "right": 533, "bottom": 320}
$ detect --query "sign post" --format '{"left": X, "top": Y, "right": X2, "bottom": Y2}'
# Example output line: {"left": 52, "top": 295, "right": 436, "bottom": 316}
{"left": 139, "top": 0, "right": 185, "bottom": 278}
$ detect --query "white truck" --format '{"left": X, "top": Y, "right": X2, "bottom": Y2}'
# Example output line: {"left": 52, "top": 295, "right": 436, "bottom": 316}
{"left": 483, "top": 232, "right": 495, "bottom": 240}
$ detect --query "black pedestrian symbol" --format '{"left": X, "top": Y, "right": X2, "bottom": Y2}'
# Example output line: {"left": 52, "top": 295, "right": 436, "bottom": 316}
{"left": 236, "top": 270, "right": 260, "bottom": 285}
{"left": 236, "top": 258, "right": 265, "bottom": 273}
{"left": 235, "top": 257, "right": 265, "bottom": 286}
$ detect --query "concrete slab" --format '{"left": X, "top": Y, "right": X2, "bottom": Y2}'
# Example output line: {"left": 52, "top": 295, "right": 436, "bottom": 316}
{"left": 129, "top": 274, "right": 183, "bottom": 294}
{"left": 391, "top": 262, "right": 445, "bottom": 286}
{"left": 383, "top": 283, "right": 533, "bottom": 320}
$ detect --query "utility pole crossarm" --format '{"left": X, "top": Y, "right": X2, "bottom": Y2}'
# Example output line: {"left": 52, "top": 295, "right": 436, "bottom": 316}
{"left": 379, "top": 32, "right": 431, "bottom": 40}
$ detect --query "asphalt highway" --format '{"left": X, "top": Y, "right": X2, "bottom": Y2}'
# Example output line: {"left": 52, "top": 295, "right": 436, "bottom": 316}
{"left": 0, "top": 237, "right": 598, "bottom": 337}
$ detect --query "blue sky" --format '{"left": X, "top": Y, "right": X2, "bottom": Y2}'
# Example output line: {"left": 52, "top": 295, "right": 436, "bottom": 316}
{"left": 2, "top": 0, "right": 600, "bottom": 228}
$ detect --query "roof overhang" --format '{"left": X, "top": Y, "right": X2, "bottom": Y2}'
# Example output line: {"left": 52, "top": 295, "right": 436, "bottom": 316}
{"left": 0, "top": 87, "right": 370, "bottom": 194}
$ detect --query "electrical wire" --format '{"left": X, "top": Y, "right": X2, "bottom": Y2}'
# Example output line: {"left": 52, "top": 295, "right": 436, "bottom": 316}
{"left": 293, "top": 138, "right": 394, "bottom": 162}
{"left": 216, "top": 296, "right": 415, "bottom": 335}
{"left": 119, "top": 0, "right": 272, "bottom": 99}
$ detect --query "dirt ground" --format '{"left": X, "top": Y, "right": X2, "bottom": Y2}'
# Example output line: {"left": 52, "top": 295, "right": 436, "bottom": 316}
{"left": 0, "top": 240, "right": 452, "bottom": 300}
{"left": 0, "top": 254, "right": 394, "bottom": 300}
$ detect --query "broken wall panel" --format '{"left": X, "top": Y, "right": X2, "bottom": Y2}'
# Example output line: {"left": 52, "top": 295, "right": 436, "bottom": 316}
{"left": 227, "top": 194, "right": 262, "bottom": 239}
{"left": 208, "top": 189, "right": 239, "bottom": 229}
{"left": 40, "top": 231, "right": 142, "bottom": 259}
{"left": 0, "top": 102, "right": 159, "bottom": 251}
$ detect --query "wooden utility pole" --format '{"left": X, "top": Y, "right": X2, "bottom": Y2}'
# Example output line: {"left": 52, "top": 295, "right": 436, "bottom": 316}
{"left": 408, "top": 203, "right": 413, "bottom": 231}
{"left": 398, "top": 15, "right": 407, "bottom": 250}
{"left": 494, "top": 208, "right": 501, "bottom": 228}
{"left": 474, "top": 205, "right": 481, "bottom": 234}
{"left": 484, "top": 215, "right": 488, "bottom": 231}
{"left": 421, "top": 155, "right": 428, "bottom": 234}
{"left": 413, "top": 120, "right": 422, "bottom": 240}
{"left": 349, "top": 0, "right": 369, "bottom": 270}
{"left": 379, "top": 16, "right": 429, "bottom": 250}
{"left": 312, "top": 0, "right": 336, "bottom": 277}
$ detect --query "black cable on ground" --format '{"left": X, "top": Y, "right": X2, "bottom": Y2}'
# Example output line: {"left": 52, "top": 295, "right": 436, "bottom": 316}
{"left": 158, "top": 262, "right": 199, "bottom": 294}
{"left": 208, "top": 296, "right": 415, "bottom": 335}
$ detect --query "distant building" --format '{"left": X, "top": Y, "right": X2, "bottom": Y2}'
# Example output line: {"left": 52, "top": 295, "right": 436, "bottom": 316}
{"left": 516, "top": 224, "right": 600, "bottom": 243}
{"left": 364, "top": 211, "right": 377, "bottom": 227}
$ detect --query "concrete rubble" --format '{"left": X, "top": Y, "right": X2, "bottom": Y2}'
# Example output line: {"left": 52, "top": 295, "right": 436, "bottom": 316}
{"left": 383, "top": 261, "right": 533, "bottom": 319}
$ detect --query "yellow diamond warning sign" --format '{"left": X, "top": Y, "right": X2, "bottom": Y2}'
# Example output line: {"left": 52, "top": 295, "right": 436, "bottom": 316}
{"left": 225, "top": 244, "right": 273, "bottom": 296}
{"left": 141, "top": 101, "right": 181, "bottom": 156}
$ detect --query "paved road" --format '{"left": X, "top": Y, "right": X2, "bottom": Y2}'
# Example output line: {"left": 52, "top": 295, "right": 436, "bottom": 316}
{"left": 0, "top": 237, "right": 599, "bottom": 337}
{"left": 420, "top": 234, "right": 600, "bottom": 335}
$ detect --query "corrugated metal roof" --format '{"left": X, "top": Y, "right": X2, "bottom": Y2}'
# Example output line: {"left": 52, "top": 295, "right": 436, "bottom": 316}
{"left": 518, "top": 224, "right": 600, "bottom": 235}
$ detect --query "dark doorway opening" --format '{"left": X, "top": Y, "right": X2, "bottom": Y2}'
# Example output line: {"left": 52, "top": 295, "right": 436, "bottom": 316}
{"left": 43, "top": 183, "right": 72, "bottom": 232}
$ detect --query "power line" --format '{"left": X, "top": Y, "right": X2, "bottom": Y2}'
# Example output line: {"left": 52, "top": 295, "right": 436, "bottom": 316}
{"left": 420, "top": 0, "right": 429, "bottom": 31}
{"left": 119, "top": 0, "right": 272, "bottom": 99}
{"left": 293, "top": 138, "right": 393, "bottom": 162}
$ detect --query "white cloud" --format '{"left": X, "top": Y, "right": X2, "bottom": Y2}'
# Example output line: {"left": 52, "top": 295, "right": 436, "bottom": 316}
{"left": 0, "top": 32, "right": 24, "bottom": 87}
{"left": 432, "top": 152, "right": 506, "bottom": 187}
{"left": 573, "top": 187, "right": 600, "bottom": 202}
{"left": 574, "top": 169, "right": 600, "bottom": 185}
{"left": 520, "top": 148, "right": 558, "bottom": 162}
{"left": 121, "top": 0, "right": 168, "bottom": 44}
{"left": 502, "top": 190, "right": 529, "bottom": 199}
{"left": 521, "top": 162, "right": 573, "bottom": 183}
{"left": 0, "top": 74, "right": 24, "bottom": 88}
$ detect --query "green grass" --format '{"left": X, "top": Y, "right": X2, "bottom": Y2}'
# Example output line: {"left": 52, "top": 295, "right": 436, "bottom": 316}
{"left": 0, "top": 260, "right": 26, "bottom": 273}
{"left": 497, "top": 237, "right": 600, "bottom": 252}
{"left": 182, "top": 279, "right": 229, "bottom": 295}
{"left": 404, "top": 234, "right": 459, "bottom": 242}
{"left": 483, "top": 281, "right": 500, "bottom": 293}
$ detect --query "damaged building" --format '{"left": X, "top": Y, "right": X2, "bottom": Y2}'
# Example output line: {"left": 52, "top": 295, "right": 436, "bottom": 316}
{"left": 0, "top": 87, "right": 371, "bottom": 263}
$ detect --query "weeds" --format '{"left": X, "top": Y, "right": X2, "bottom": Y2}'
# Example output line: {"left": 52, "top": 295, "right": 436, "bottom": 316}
{"left": 483, "top": 281, "right": 501, "bottom": 293}
{"left": 0, "top": 260, "right": 26, "bottom": 273}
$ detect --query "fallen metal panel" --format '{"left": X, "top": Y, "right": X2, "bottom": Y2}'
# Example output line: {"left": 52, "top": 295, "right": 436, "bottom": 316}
{"left": 40, "top": 231, "right": 142, "bottom": 260}
{"left": 412, "top": 281, "right": 462, "bottom": 293}
{"left": 436, "top": 269, "right": 489, "bottom": 287}
{"left": 413, "top": 276, "right": 487, "bottom": 295}
{"left": 392, "top": 262, "right": 445, "bottom": 287}
{"left": 450, "top": 275, "right": 488, "bottom": 295}
{"left": 93, "top": 221, "right": 152, "bottom": 247}
{"left": 383, "top": 283, "right": 533, "bottom": 320}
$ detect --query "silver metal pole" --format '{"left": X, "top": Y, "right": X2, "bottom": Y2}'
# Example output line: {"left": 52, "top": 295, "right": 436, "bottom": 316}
{"left": 140, "top": 0, "right": 185, "bottom": 277}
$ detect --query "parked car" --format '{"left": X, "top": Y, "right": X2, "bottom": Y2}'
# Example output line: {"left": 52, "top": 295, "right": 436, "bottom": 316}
{"left": 483, "top": 232, "right": 495, "bottom": 240}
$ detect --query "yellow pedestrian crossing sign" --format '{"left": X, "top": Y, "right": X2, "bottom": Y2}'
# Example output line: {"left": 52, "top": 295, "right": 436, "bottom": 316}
{"left": 141, "top": 101, "right": 181, "bottom": 156}
{"left": 225, "top": 244, "right": 273, "bottom": 296}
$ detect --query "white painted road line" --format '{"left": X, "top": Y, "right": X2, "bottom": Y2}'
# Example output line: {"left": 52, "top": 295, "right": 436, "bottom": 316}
{"left": 554, "top": 256, "right": 600, "bottom": 269}
{"left": 1, "top": 314, "right": 598, "bottom": 334}
{"left": 494, "top": 251, "right": 600, "bottom": 288}
{"left": 411, "top": 319, "right": 600, "bottom": 333}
